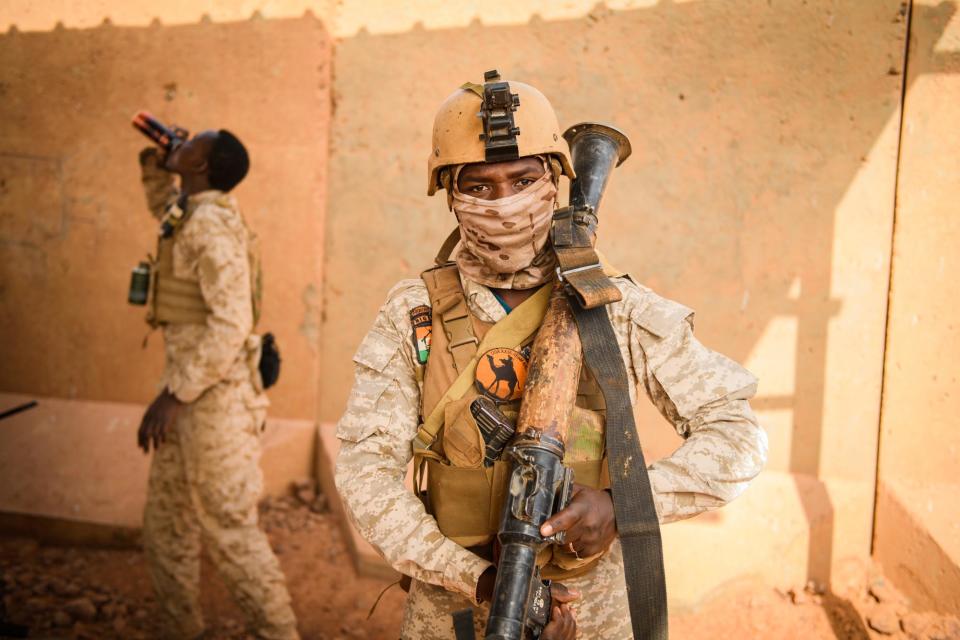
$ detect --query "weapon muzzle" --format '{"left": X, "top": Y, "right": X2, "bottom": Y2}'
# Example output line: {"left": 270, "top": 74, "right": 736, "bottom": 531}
{"left": 563, "top": 122, "right": 632, "bottom": 218}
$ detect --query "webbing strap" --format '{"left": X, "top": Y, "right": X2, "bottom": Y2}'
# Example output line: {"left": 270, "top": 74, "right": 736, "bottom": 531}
{"left": 443, "top": 297, "right": 479, "bottom": 374}
{"left": 552, "top": 208, "right": 622, "bottom": 309}
{"left": 423, "top": 264, "right": 480, "bottom": 376}
{"left": 435, "top": 227, "right": 462, "bottom": 265}
{"left": 569, "top": 297, "right": 668, "bottom": 640}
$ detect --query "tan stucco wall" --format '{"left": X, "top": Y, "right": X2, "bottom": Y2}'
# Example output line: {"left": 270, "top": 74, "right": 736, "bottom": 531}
{"left": 0, "top": 9, "right": 331, "bottom": 421}
{"left": 0, "top": 392, "right": 315, "bottom": 532}
{"left": 875, "top": 0, "right": 960, "bottom": 615}
{"left": 319, "top": 0, "right": 907, "bottom": 599}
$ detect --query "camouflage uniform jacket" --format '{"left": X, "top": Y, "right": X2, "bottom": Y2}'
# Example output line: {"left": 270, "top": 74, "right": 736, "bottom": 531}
{"left": 334, "top": 273, "right": 768, "bottom": 602}
{"left": 141, "top": 150, "right": 260, "bottom": 404}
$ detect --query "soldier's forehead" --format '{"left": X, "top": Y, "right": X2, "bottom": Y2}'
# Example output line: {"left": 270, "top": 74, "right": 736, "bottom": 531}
{"left": 460, "top": 157, "right": 543, "bottom": 179}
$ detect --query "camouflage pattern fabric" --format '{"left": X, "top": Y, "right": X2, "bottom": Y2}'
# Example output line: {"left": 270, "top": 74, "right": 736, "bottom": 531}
{"left": 141, "top": 147, "right": 260, "bottom": 403}
{"left": 143, "top": 380, "right": 298, "bottom": 640}
{"left": 335, "top": 272, "right": 768, "bottom": 636}
{"left": 401, "top": 540, "right": 631, "bottom": 639}
{"left": 139, "top": 152, "right": 298, "bottom": 639}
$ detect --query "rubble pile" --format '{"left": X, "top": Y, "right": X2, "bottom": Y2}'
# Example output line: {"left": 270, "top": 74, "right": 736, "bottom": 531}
{"left": 1, "top": 540, "right": 157, "bottom": 639}
{"left": 259, "top": 477, "right": 330, "bottom": 537}
{"left": 779, "top": 573, "right": 960, "bottom": 640}
{"left": 860, "top": 578, "right": 960, "bottom": 640}
{"left": 1, "top": 478, "right": 332, "bottom": 639}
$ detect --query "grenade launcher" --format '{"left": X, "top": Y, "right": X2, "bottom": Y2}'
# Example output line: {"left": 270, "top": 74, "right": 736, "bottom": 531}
{"left": 483, "top": 123, "right": 632, "bottom": 640}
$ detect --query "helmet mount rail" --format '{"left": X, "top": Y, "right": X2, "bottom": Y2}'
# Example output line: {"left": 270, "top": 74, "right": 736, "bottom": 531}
{"left": 427, "top": 70, "right": 573, "bottom": 195}
{"left": 478, "top": 69, "right": 522, "bottom": 163}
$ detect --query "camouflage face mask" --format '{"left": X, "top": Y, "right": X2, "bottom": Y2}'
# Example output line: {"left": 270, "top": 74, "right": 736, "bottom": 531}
{"left": 451, "top": 163, "right": 558, "bottom": 290}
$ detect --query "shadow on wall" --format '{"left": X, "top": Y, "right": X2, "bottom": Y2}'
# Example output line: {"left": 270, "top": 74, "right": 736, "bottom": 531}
{"left": 0, "top": 12, "right": 331, "bottom": 420}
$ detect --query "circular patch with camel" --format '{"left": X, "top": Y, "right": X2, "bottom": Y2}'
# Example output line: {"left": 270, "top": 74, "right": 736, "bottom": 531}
{"left": 474, "top": 348, "right": 528, "bottom": 402}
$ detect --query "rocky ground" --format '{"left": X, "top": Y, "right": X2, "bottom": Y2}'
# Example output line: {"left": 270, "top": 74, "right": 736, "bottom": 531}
{"left": 1, "top": 481, "right": 957, "bottom": 639}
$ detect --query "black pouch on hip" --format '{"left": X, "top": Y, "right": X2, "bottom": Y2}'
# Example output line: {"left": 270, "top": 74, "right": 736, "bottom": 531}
{"left": 259, "top": 333, "right": 281, "bottom": 389}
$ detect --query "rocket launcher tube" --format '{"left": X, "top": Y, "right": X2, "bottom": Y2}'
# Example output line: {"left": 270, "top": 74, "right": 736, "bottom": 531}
{"left": 515, "top": 285, "right": 583, "bottom": 446}
{"left": 485, "top": 122, "right": 631, "bottom": 639}
{"left": 485, "top": 285, "right": 581, "bottom": 640}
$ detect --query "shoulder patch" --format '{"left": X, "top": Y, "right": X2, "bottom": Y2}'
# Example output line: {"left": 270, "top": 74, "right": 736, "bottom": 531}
{"left": 410, "top": 305, "right": 432, "bottom": 365}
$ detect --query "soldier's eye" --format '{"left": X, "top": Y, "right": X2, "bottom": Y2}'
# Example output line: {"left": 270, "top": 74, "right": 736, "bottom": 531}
{"left": 467, "top": 185, "right": 488, "bottom": 194}
{"left": 515, "top": 178, "right": 535, "bottom": 189}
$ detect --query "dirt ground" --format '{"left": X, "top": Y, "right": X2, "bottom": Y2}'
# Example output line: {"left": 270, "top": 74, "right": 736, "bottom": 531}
{"left": 1, "top": 491, "right": 957, "bottom": 640}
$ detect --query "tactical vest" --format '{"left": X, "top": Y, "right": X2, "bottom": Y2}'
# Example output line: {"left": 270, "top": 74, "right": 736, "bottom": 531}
{"left": 147, "top": 195, "right": 263, "bottom": 328}
{"left": 416, "top": 264, "right": 610, "bottom": 580}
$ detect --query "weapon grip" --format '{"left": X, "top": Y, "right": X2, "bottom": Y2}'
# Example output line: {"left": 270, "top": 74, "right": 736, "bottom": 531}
{"left": 542, "top": 465, "right": 575, "bottom": 546}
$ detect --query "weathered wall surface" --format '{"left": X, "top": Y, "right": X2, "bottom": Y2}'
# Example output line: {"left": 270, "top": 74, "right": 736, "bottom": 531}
{"left": 0, "top": 11, "right": 331, "bottom": 421}
{"left": 0, "top": 7, "right": 332, "bottom": 533}
{"left": 0, "top": 391, "right": 315, "bottom": 533}
{"left": 3, "top": 0, "right": 957, "bottom": 616}
{"left": 320, "top": 0, "right": 907, "bottom": 602}
{"left": 875, "top": 0, "right": 960, "bottom": 615}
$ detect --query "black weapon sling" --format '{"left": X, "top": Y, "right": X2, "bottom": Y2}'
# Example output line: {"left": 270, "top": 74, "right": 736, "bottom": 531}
{"left": 569, "top": 299, "right": 668, "bottom": 639}
{"left": 554, "top": 209, "right": 669, "bottom": 640}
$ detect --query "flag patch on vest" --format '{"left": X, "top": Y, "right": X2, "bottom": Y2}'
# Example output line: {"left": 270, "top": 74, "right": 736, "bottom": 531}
{"left": 475, "top": 348, "right": 528, "bottom": 402}
{"left": 410, "top": 305, "right": 432, "bottom": 365}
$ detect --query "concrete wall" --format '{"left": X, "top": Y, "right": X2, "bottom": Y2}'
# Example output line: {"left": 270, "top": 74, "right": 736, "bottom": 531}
{"left": 875, "top": 0, "right": 960, "bottom": 616}
{"left": 0, "top": 6, "right": 332, "bottom": 528}
{"left": 319, "top": 0, "right": 908, "bottom": 606}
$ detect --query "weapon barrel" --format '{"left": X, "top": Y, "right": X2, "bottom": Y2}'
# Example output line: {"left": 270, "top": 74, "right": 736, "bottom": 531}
{"left": 0, "top": 401, "right": 37, "bottom": 422}
{"left": 485, "top": 122, "right": 632, "bottom": 640}
{"left": 515, "top": 283, "right": 582, "bottom": 443}
{"left": 485, "top": 543, "right": 538, "bottom": 640}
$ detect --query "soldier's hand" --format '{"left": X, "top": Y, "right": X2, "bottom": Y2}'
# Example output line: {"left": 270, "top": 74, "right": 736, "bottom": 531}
{"left": 137, "top": 389, "right": 183, "bottom": 453}
{"left": 541, "top": 583, "right": 578, "bottom": 640}
{"left": 540, "top": 484, "right": 617, "bottom": 558}
{"left": 139, "top": 146, "right": 168, "bottom": 169}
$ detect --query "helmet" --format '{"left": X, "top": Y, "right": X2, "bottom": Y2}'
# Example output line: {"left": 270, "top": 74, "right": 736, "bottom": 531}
{"left": 426, "top": 72, "right": 575, "bottom": 195}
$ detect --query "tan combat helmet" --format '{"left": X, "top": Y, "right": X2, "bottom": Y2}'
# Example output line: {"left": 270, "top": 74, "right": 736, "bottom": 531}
{"left": 427, "top": 70, "right": 575, "bottom": 196}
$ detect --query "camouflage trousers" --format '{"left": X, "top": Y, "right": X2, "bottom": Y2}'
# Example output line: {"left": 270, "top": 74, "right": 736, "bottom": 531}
{"left": 400, "top": 540, "right": 632, "bottom": 639}
{"left": 142, "top": 380, "right": 299, "bottom": 640}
